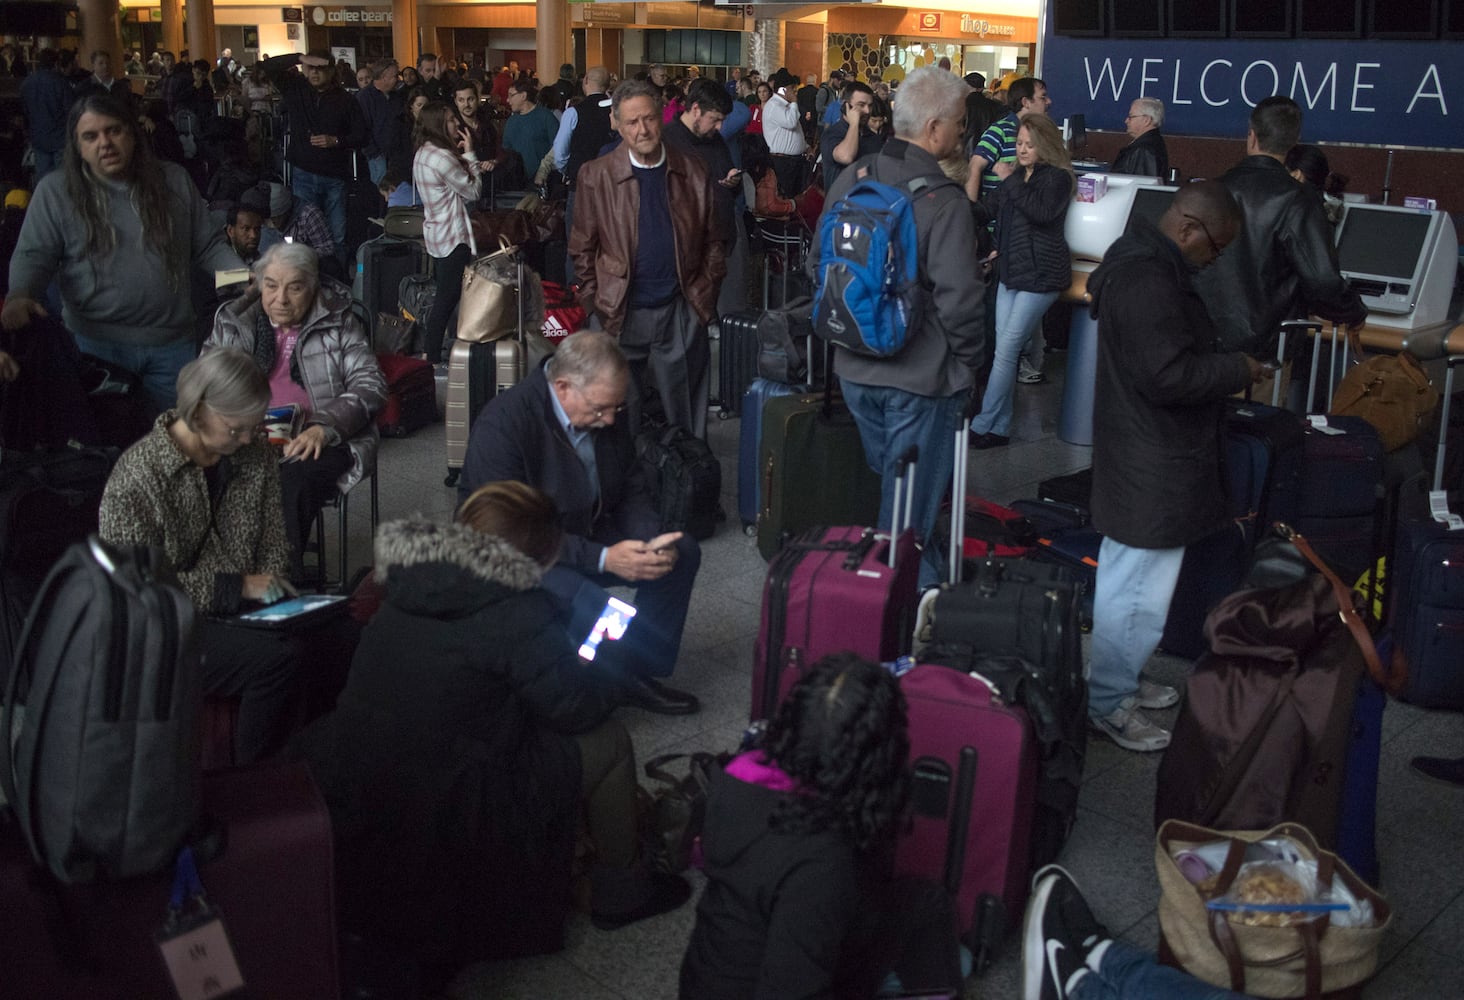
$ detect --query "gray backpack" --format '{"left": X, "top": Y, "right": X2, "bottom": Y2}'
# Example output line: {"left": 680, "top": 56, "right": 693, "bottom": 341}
{"left": 0, "top": 537, "right": 201, "bottom": 884}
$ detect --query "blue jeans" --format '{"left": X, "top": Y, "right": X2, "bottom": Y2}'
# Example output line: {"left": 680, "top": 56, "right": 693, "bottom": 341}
{"left": 32, "top": 147, "right": 62, "bottom": 181}
{"left": 970, "top": 283, "right": 1059, "bottom": 437}
{"left": 842, "top": 379, "right": 970, "bottom": 588}
{"left": 367, "top": 155, "right": 387, "bottom": 186}
{"left": 541, "top": 534, "right": 701, "bottom": 679}
{"left": 291, "top": 167, "right": 346, "bottom": 252}
{"left": 1071, "top": 941, "right": 1245, "bottom": 1000}
{"left": 71, "top": 335, "right": 198, "bottom": 414}
{"left": 1088, "top": 537, "right": 1186, "bottom": 717}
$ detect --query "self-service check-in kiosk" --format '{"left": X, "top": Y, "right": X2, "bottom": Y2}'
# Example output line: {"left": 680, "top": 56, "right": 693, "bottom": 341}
{"left": 1335, "top": 203, "right": 1457, "bottom": 331}
{"left": 1058, "top": 175, "right": 1167, "bottom": 445}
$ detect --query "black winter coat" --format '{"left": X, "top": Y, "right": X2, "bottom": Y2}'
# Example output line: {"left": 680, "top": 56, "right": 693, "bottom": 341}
{"left": 992, "top": 161, "right": 1073, "bottom": 293}
{"left": 1112, "top": 128, "right": 1169, "bottom": 181}
{"left": 299, "top": 517, "right": 622, "bottom": 965}
{"left": 263, "top": 53, "right": 368, "bottom": 180}
{"left": 1087, "top": 220, "right": 1252, "bottom": 549}
{"left": 1194, "top": 155, "right": 1366, "bottom": 354}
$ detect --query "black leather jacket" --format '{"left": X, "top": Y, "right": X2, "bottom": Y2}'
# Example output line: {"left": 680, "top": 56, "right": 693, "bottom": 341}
{"left": 1195, "top": 155, "right": 1366, "bottom": 354}
{"left": 1111, "top": 128, "right": 1168, "bottom": 181}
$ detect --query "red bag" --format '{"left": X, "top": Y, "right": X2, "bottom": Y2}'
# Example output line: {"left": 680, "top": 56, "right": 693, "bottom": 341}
{"left": 541, "top": 281, "right": 587, "bottom": 345}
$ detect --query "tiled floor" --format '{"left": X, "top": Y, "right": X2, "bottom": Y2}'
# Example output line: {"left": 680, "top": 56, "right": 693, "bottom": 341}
{"left": 328, "top": 351, "right": 1464, "bottom": 999}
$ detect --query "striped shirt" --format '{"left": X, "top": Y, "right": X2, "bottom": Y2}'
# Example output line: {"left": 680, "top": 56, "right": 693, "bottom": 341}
{"left": 974, "top": 113, "right": 1020, "bottom": 202}
{"left": 413, "top": 142, "right": 481, "bottom": 259}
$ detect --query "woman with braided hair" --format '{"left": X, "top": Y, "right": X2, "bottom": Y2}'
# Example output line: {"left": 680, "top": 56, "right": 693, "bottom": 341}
{"left": 680, "top": 653, "right": 963, "bottom": 999}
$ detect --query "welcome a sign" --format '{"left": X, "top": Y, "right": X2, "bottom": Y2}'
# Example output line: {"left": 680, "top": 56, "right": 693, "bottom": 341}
{"left": 1040, "top": 35, "right": 1459, "bottom": 148}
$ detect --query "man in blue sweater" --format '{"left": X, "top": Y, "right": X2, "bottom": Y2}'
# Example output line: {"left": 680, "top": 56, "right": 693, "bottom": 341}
{"left": 568, "top": 79, "right": 726, "bottom": 439}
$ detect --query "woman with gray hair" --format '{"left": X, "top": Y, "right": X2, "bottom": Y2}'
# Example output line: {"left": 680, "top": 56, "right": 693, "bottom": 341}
{"left": 98, "top": 348, "right": 304, "bottom": 763}
{"left": 206, "top": 240, "right": 386, "bottom": 578}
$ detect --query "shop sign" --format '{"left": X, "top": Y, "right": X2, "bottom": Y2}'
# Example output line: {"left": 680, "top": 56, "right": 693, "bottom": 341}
{"left": 310, "top": 7, "right": 393, "bottom": 27}
{"left": 1040, "top": 33, "right": 1457, "bottom": 148}
{"left": 577, "top": 2, "right": 635, "bottom": 24}
{"left": 282, "top": 8, "right": 304, "bottom": 22}
{"left": 959, "top": 15, "right": 1016, "bottom": 38}
{"left": 917, "top": 13, "right": 941, "bottom": 33}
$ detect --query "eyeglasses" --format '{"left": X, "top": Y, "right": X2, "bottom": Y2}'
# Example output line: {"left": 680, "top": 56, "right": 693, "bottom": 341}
{"left": 573, "top": 385, "right": 626, "bottom": 422}
{"left": 1124, "top": 113, "right": 1151, "bottom": 121}
{"left": 1183, "top": 213, "right": 1225, "bottom": 258}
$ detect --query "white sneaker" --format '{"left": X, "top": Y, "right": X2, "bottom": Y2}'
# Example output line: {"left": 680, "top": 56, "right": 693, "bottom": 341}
{"left": 1137, "top": 679, "right": 1179, "bottom": 710}
{"left": 1016, "top": 358, "right": 1047, "bottom": 384}
{"left": 1091, "top": 697, "right": 1171, "bottom": 752}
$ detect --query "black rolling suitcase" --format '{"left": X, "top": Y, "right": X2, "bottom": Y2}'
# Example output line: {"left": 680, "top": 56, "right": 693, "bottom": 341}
{"left": 715, "top": 311, "right": 760, "bottom": 417}
{"left": 355, "top": 236, "right": 425, "bottom": 344}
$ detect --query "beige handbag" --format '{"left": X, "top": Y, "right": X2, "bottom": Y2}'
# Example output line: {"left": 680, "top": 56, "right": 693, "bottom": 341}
{"left": 1157, "top": 820, "right": 1391, "bottom": 999}
{"left": 458, "top": 238, "right": 523, "bottom": 343}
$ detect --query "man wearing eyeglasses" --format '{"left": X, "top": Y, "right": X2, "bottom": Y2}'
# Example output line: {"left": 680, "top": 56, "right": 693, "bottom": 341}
{"left": 262, "top": 48, "right": 369, "bottom": 260}
{"left": 1112, "top": 97, "right": 1169, "bottom": 181}
{"left": 1083, "top": 182, "right": 1267, "bottom": 754}
{"left": 458, "top": 331, "right": 703, "bottom": 717}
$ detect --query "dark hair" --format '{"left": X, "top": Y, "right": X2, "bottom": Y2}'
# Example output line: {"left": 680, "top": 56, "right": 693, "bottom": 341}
{"left": 842, "top": 80, "right": 874, "bottom": 102}
{"left": 869, "top": 97, "right": 893, "bottom": 137}
{"left": 762, "top": 652, "right": 910, "bottom": 853}
{"left": 417, "top": 52, "right": 437, "bottom": 68}
{"left": 227, "top": 202, "right": 262, "bottom": 227}
{"left": 457, "top": 481, "right": 564, "bottom": 568}
{"left": 1006, "top": 76, "right": 1045, "bottom": 111}
{"left": 64, "top": 95, "right": 185, "bottom": 290}
{"left": 685, "top": 77, "right": 732, "bottom": 116}
{"left": 1250, "top": 96, "right": 1303, "bottom": 155}
{"left": 739, "top": 131, "right": 774, "bottom": 183}
{"left": 1284, "top": 143, "right": 1349, "bottom": 197}
{"left": 413, "top": 100, "right": 462, "bottom": 157}
{"left": 509, "top": 79, "right": 539, "bottom": 103}
{"left": 964, "top": 90, "right": 1002, "bottom": 148}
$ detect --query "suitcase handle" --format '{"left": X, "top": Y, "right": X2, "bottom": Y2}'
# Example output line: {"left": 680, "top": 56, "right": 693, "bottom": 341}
{"left": 888, "top": 445, "right": 919, "bottom": 569}
{"left": 948, "top": 422, "right": 969, "bottom": 586}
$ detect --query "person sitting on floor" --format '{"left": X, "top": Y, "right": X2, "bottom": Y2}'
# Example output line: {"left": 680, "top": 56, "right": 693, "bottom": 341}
{"left": 300, "top": 481, "right": 691, "bottom": 990}
{"left": 680, "top": 652, "right": 963, "bottom": 999}
{"left": 98, "top": 349, "right": 308, "bottom": 764}
{"left": 205, "top": 240, "right": 385, "bottom": 581}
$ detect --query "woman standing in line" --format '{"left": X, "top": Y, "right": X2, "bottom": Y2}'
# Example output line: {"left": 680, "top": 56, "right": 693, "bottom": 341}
{"left": 968, "top": 114, "right": 1074, "bottom": 450}
{"left": 413, "top": 100, "right": 485, "bottom": 368}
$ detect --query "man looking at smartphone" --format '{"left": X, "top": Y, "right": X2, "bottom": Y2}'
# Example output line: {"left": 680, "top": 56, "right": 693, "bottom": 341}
{"left": 663, "top": 78, "right": 743, "bottom": 312}
{"left": 458, "top": 332, "right": 703, "bottom": 716}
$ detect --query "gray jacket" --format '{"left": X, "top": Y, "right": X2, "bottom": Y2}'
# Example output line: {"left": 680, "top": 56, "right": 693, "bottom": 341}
{"left": 206, "top": 276, "right": 386, "bottom": 494}
{"left": 810, "top": 137, "right": 986, "bottom": 397}
{"left": 10, "top": 162, "right": 242, "bottom": 346}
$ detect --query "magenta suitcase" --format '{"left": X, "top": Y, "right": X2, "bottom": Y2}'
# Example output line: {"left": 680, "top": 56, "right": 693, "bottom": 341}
{"left": 0, "top": 760, "right": 339, "bottom": 999}
{"left": 751, "top": 524, "right": 920, "bottom": 720}
{"left": 895, "top": 663, "right": 1039, "bottom": 971}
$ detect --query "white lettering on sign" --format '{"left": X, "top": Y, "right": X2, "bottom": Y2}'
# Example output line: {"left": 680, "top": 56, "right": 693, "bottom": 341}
{"left": 1240, "top": 60, "right": 1279, "bottom": 107}
{"left": 326, "top": 9, "right": 393, "bottom": 24}
{"left": 1290, "top": 62, "right": 1337, "bottom": 110}
{"left": 1081, "top": 56, "right": 1450, "bottom": 119}
{"left": 1351, "top": 62, "right": 1379, "bottom": 112}
{"left": 959, "top": 15, "right": 1015, "bottom": 37}
{"left": 1408, "top": 64, "right": 1448, "bottom": 115}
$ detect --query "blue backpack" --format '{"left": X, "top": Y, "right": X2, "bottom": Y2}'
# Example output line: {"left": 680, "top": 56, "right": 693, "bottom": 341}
{"left": 812, "top": 170, "right": 929, "bottom": 357}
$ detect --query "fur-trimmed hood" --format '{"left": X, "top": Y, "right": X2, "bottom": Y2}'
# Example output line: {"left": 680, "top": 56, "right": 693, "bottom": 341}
{"left": 374, "top": 517, "right": 545, "bottom": 593}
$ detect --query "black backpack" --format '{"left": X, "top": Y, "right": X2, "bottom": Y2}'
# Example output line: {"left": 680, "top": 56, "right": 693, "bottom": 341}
{"left": 636, "top": 426, "right": 723, "bottom": 542}
{"left": 0, "top": 537, "right": 202, "bottom": 884}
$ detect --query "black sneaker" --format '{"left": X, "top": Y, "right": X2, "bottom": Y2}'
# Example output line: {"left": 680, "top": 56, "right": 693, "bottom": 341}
{"left": 1023, "top": 865, "right": 1110, "bottom": 1000}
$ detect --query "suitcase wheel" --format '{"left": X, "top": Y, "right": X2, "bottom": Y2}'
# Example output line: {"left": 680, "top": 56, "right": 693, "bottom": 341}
{"left": 444, "top": 469, "right": 460, "bottom": 488}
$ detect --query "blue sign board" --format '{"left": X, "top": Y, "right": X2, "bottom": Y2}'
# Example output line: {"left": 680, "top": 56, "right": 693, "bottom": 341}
{"left": 1039, "top": 34, "right": 1461, "bottom": 149}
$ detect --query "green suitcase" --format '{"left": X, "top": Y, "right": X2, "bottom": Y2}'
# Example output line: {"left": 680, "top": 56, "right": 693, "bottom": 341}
{"left": 755, "top": 387, "right": 883, "bottom": 560}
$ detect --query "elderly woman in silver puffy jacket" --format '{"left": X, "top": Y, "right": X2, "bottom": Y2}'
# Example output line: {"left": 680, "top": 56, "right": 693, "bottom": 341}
{"left": 206, "top": 240, "right": 386, "bottom": 577}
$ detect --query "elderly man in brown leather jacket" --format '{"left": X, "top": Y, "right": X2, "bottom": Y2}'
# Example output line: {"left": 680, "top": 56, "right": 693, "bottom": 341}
{"left": 568, "top": 78, "right": 727, "bottom": 439}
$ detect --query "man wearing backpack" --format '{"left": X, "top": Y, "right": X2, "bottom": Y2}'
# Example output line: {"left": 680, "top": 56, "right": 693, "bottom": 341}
{"left": 808, "top": 67, "right": 985, "bottom": 587}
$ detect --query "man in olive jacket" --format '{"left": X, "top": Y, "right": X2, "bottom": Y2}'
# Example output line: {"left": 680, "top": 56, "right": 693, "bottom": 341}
{"left": 1086, "top": 182, "right": 1265, "bottom": 753}
{"left": 569, "top": 78, "right": 726, "bottom": 440}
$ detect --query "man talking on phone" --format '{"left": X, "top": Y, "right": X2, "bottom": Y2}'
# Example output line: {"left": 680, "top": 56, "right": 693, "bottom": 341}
{"left": 762, "top": 68, "right": 808, "bottom": 196}
{"left": 458, "top": 331, "right": 703, "bottom": 715}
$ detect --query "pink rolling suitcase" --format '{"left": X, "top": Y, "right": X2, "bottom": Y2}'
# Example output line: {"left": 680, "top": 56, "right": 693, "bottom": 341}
{"left": 750, "top": 448, "right": 922, "bottom": 721}
{"left": 894, "top": 425, "right": 1046, "bottom": 972}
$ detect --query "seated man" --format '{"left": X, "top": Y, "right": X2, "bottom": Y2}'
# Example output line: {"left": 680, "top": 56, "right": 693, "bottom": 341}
{"left": 251, "top": 181, "right": 338, "bottom": 271}
{"left": 458, "top": 331, "right": 702, "bottom": 716}
{"left": 224, "top": 202, "right": 264, "bottom": 265}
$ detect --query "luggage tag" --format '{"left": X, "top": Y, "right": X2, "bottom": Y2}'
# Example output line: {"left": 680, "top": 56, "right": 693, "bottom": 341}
{"left": 155, "top": 847, "right": 246, "bottom": 1000}
{"left": 1428, "top": 490, "right": 1464, "bottom": 530}
{"left": 1305, "top": 415, "right": 1345, "bottom": 435}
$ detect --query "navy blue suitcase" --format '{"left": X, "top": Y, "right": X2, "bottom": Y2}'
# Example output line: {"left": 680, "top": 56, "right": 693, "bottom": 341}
{"left": 1296, "top": 416, "right": 1385, "bottom": 588}
{"left": 1391, "top": 357, "right": 1464, "bottom": 709}
{"left": 738, "top": 378, "right": 801, "bottom": 529}
{"left": 1337, "top": 671, "right": 1386, "bottom": 885}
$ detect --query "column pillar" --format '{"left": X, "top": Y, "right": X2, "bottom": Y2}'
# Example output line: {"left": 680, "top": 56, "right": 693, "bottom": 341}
{"left": 392, "top": 0, "right": 418, "bottom": 67}
{"left": 160, "top": 0, "right": 184, "bottom": 57}
{"left": 537, "top": 0, "right": 570, "bottom": 87}
{"left": 77, "top": 0, "right": 124, "bottom": 77}
{"left": 185, "top": 0, "right": 217, "bottom": 62}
